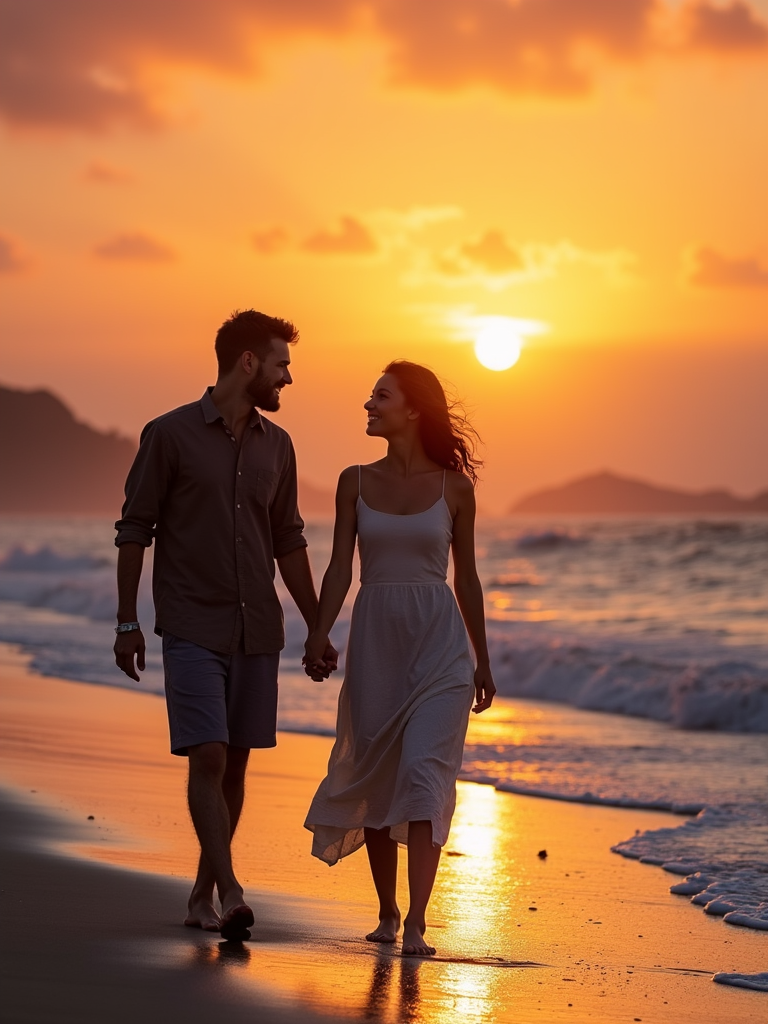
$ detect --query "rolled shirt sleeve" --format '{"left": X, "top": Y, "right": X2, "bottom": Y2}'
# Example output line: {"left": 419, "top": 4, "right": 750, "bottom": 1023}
{"left": 114, "top": 421, "right": 174, "bottom": 548}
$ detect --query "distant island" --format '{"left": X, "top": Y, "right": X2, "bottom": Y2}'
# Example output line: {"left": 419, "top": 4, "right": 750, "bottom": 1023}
{"left": 0, "top": 384, "right": 335, "bottom": 515}
{"left": 509, "top": 470, "right": 768, "bottom": 515}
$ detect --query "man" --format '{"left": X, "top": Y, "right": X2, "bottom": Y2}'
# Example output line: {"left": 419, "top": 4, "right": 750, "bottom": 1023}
{"left": 114, "top": 309, "right": 336, "bottom": 941}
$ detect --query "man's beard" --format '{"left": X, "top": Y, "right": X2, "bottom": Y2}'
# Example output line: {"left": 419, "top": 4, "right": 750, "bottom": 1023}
{"left": 246, "top": 370, "right": 281, "bottom": 412}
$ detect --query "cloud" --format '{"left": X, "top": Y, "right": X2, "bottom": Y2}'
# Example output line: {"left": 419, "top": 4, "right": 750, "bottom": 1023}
{"left": 681, "top": 1, "right": 768, "bottom": 52}
{"left": 460, "top": 231, "right": 525, "bottom": 273}
{"left": 302, "top": 216, "right": 378, "bottom": 255}
{"left": 250, "top": 206, "right": 460, "bottom": 260}
{"left": 414, "top": 231, "right": 638, "bottom": 290}
{"left": 686, "top": 245, "right": 768, "bottom": 287}
{"left": 93, "top": 231, "right": 176, "bottom": 263}
{"left": 251, "top": 227, "right": 289, "bottom": 254}
{"left": 82, "top": 159, "right": 134, "bottom": 184}
{"left": 0, "top": 0, "right": 358, "bottom": 131}
{"left": 379, "top": 0, "right": 659, "bottom": 96}
{"left": 1, "top": 1, "right": 766, "bottom": 131}
{"left": 0, "top": 231, "right": 30, "bottom": 273}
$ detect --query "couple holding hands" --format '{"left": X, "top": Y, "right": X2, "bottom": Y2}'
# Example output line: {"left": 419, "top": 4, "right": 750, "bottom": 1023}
{"left": 114, "top": 308, "right": 495, "bottom": 956}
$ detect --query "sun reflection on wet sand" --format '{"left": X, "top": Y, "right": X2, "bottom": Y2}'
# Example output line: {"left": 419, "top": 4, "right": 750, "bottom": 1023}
{"left": 166, "top": 935, "right": 541, "bottom": 1024}
{"left": 155, "top": 783, "right": 545, "bottom": 1024}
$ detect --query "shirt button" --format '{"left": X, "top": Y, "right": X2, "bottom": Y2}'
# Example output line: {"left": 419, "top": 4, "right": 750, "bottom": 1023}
{"left": 236, "top": 536, "right": 242, "bottom": 542}
{"left": 230, "top": 437, "right": 236, "bottom": 442}
{"left": 241, "top": 601, "right": 246, "bottom": 608}
{"left": 236, "top": 503, "right": 241, "bottom": 508}
{"left": 238, "top": 471, "right": 242, "bottom": 476}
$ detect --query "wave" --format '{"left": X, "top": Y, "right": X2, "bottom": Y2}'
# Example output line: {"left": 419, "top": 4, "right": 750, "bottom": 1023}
{"left": 0, "top": 554, "right": 153, "bottom": 624}
{"left": 514, "top": 529, "right": 588, "bottom": 550}
{"left": 0, "top": 545, "right": 109, "bottom": 572}
{"left": 486, "top": 780, "right": 704, "bottom": 815}
{"left": 487, "top": 573, "right": 542, "bottom": 588}
{"left": 490, "top": 634, "right": 768, "bottom": 733}
{"left": 1, "top": 541, "right": 766, "bottom": 734}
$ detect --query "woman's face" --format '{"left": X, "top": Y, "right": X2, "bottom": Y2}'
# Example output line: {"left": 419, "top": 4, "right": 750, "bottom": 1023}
{"left": 364, "top": 373, "right": 416, "bottom": 438}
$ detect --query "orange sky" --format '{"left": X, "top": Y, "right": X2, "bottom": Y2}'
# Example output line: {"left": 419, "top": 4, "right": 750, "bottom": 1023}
{"left": 1, "top": 0, "right": 767, "bottom": 511}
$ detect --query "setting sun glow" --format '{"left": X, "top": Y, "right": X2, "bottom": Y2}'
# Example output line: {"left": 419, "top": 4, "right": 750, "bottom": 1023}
{"left": 473, "top": 318, "right": 524, "bottom": 371}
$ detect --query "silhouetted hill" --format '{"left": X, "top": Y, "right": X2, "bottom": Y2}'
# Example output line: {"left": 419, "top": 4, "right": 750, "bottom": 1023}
{"left": 0, "top": 385, "right": 137, "bottom": 513}
{"left": 1, "top": 384, "right": 337, "bottom": 516}
{"left": 510, "top": 471, "right": 768, "bottom": 515}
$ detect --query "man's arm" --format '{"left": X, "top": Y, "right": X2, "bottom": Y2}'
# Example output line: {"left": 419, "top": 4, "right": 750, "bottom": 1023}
{"left": 276, "top": 546, "right": 316, "bottom": 627}
{"left": 276, "top": 547, "right": 338, "bottom": 677}
{"left": 113, "top": 419, "right": 172, "bottom": 680}
{"left": 114, "top": 542, "right": 147, "bottom": 681}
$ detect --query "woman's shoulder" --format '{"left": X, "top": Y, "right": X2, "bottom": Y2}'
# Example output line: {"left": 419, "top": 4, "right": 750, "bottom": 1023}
{"left": 336, "top": 465, "right": 359, "bottom": 490}
{"left": 445, "top": 469, "right": 475, "bottom": 496}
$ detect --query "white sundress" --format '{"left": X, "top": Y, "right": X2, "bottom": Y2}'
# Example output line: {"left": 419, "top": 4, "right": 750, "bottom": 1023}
{"left": 305, "top": 468, "right": 475, "bottom": 865}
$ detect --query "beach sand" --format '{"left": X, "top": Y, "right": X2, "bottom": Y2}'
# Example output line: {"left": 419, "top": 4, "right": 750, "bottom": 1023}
{"left": 1, "top": 643, "right": 765, "bottom": 1023}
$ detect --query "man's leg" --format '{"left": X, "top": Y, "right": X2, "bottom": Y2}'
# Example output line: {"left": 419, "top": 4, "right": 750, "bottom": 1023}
{"left": 185, "top": 741, "right": 253, "bottom": 936}
{"left": 185, "top": 745, "right": 250, "bottom": 930}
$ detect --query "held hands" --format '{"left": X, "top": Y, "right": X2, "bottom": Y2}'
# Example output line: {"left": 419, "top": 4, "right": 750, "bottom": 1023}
{"left": 472, "top": 663, "right": 496, "bottom": 714}
{"left": 303, "top": 631, "right": 339, "bottom": 682}
{"left": 114, "top": 629, "right": 146, "bottom": 682}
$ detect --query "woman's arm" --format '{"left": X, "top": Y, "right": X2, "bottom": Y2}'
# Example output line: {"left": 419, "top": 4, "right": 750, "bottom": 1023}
{"left": 303, "top": 466, "right": 359, "bottom": 675}
{"left": 450, "top": 475, "right": 496, "bottom": 713}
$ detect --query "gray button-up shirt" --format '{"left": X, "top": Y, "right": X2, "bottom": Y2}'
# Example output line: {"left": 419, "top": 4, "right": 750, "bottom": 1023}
{"left": 115, "top": 389, "right": 306, "bottom": 654}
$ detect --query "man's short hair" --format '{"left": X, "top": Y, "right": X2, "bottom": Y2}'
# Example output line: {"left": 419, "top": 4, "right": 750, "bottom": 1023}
{"left": 215, "top": 309, "right": 299, "bottom": 373}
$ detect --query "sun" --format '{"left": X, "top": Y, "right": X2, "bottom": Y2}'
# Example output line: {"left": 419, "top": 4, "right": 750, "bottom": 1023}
{"left": 473, "top": 318, "right": 523, "bottom": 371}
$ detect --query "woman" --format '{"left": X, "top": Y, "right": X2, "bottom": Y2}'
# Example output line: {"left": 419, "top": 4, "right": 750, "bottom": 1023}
{"left": 303, "top": 360, "right": 495, "bottom": 957}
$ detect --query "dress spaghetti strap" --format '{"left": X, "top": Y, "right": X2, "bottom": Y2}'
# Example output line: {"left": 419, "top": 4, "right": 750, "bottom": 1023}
{"left": 358, "top": 464, "right": 362, "bottom": 499}
{"left": 441, "top": 469, "right": 446, "bottom": 498}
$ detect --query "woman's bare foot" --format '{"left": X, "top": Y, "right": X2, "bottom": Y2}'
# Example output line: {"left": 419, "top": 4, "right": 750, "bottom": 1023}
{"left": 401, "top": 919, "right": 435, "bottom": 957}
{"left": 365, "top": 912, "right": 401, "bottom": 943}
{"left": 184, "top": 897, "right": 221, "bottom": 932}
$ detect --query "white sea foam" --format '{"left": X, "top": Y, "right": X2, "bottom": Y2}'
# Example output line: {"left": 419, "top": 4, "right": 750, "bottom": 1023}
{"left": 612, "top": 805, "right": 768, "bottom": 933}
{"left": 713, "top": 972, "right": 768, "bottom": 991}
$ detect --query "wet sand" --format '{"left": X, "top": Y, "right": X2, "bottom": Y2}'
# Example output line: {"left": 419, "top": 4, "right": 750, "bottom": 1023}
{"left": 1, "top": 644, "right": 765, "bottom": 1023}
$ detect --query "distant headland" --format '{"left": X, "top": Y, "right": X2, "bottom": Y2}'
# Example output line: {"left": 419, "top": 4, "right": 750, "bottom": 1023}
{"left": 3, "top": 385, "right": 765, "bottom": 517}
{"left": 509, "top": 470, "right": 768, "bottom": 516}
{"left": 0, "top": 384, "right": 335, "bottom": 515}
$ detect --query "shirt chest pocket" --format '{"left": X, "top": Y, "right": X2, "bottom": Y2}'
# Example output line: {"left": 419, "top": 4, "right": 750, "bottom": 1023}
{"left": 253, "top": 469, "right": 278, "bottom": 508}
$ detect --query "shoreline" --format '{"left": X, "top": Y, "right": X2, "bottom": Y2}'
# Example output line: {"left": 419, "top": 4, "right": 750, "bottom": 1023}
{"left": 1, "top": 644, "right": 766, "bottom": 1022}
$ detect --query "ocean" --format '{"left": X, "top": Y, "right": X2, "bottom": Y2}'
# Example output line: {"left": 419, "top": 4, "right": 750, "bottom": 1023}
{"left": 1, "top": 513, "right": 767, "bottom": 936}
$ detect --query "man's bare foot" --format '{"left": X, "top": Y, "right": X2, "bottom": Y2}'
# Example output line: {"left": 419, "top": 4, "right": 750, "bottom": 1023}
{"left": 220, "top": 901, "right": 255, "bottom": 941}
{"left": 184, "top": 897, "right": 221, "bottom": 932}
{"left": 401, "top": 920, "right": 435, "bottom": 957}
{"left": 365, "top": 912, "right": 401, "bottom": 943}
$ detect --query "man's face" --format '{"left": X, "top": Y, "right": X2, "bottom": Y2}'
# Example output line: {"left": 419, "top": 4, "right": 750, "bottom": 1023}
{"left": 245, "top": 338, "right": 293, "bottom": 412}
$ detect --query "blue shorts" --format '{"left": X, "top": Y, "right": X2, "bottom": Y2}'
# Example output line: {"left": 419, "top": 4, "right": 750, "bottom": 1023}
{"left": 162, "top": 633, "right": 279, "bottom": 756}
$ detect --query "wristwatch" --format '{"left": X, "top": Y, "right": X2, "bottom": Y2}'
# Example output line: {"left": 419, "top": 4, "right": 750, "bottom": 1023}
{"left": 115, "top": 622, "right": 141, "bottom": 634}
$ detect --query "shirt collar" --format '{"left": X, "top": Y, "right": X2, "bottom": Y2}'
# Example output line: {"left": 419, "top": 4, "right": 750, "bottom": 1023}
{"left": 201, "top": 388, "right": 265, "bottom": 432}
